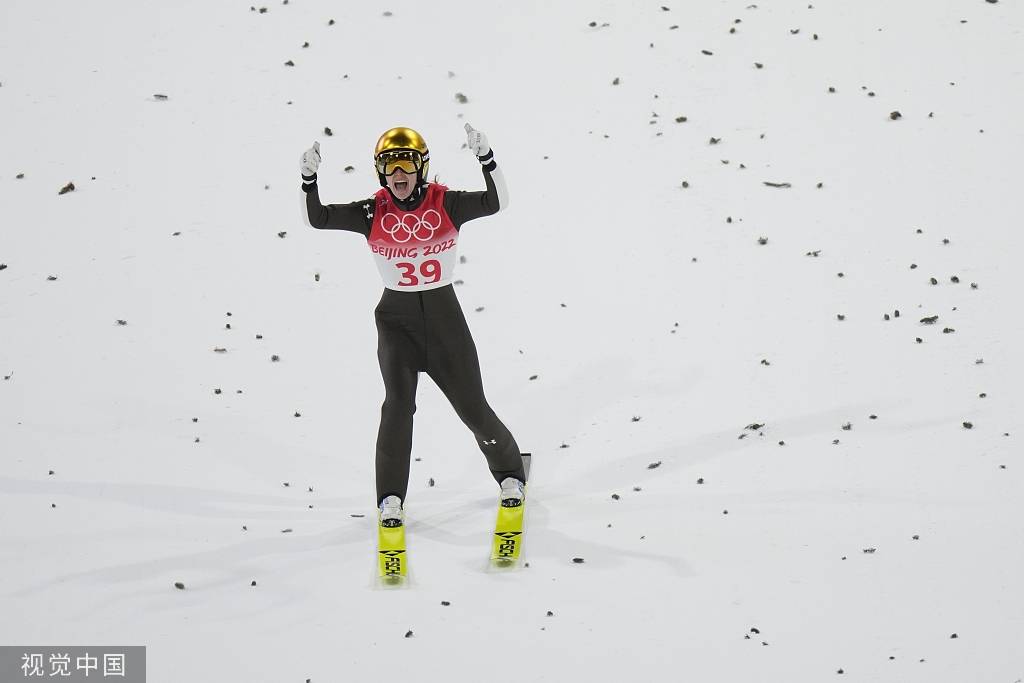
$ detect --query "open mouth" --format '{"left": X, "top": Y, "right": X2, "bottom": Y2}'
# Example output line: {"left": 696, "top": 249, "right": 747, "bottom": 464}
{"left": 395, "top": 180, "right": 409, "bottom": 192}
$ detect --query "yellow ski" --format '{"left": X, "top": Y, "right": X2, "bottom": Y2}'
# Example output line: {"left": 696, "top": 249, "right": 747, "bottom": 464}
{"left": 378, "top": 523, "right": 407, "bottom": 582}
{"left": 491, "top": 453, "right": 531, "bottom": 566}
{"left": 491, "top": 500, "right": 525, "bottom": 564}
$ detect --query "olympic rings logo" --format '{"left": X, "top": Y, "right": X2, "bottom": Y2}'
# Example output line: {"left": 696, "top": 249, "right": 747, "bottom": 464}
{"left": 381, "top": 210, "right": 441, "bottom": 243}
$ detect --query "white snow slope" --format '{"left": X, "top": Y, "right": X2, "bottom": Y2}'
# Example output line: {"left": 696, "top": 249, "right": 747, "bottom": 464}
{"left": 2, "top": 0, "right": 1023, "bottom": 681}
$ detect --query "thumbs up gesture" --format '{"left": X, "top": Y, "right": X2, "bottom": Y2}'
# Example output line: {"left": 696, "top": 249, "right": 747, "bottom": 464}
{"left": 464, "top": 123, "right": 490, "bottom": 157}
{"left": 300, "top": 141, "right": 321, "bottom": 177}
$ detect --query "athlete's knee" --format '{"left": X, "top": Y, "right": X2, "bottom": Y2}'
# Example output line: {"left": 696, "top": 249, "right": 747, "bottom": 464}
{"left": 381, "top": 395, "right": 417, "bottom": 419}
{"left": 452, "top": 403, "right": 494, "bottom": 431}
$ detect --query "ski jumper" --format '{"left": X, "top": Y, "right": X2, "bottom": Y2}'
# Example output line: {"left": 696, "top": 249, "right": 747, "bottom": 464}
{"left": 303, "top": 156, "right": 526, "bottom": 505}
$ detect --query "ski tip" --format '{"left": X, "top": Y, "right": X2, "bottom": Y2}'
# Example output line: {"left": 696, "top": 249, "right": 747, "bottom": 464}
{"left": 379, "top": 574, "right": 407, "bottom": 588}
{"left": 489, "top": 557, "right": 522, "bottom": 571}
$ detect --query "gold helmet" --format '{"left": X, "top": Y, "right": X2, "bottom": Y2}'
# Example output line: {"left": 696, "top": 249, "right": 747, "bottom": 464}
{"left": 374, "top": 127, "right": 430, "bottom": 188}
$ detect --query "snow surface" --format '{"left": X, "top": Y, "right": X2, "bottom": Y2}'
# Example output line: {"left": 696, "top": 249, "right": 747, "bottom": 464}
{"left": 2, "top": 0, "right": 1023, "bottom": 681}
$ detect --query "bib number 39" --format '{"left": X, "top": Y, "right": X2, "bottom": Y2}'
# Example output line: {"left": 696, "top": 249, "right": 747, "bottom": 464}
{"left": 396, "top": 259, "right": 442, "bottom": 287}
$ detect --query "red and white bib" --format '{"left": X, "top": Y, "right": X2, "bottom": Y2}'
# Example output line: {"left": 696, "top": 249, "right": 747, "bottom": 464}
{"left": 368, "top": 183, "right": 460, "bottom": 291}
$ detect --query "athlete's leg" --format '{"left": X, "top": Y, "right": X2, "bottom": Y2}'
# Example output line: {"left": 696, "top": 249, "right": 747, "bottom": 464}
{"left": 425, "top": 308, "right": 526, "bottom": 485}
{"left": 374, "top": 313, "right": 422, "bottom": 505}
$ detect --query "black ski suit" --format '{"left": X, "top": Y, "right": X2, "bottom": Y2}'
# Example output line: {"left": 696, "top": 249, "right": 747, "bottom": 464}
{"left": 302, "top": 155, "right": 526, "bottom": 505}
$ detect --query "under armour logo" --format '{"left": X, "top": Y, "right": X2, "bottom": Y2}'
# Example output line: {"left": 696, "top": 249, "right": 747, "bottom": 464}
{"left": 482, "top": 439, "right": 497, "bottom": 446}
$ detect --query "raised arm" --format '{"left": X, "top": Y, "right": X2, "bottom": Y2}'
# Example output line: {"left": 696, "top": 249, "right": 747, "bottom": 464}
{"left": 443, "top": 124, "right": 510, "bottom": 229}
{"left": 299, "top": 141, "right": 373, "bottom": 237}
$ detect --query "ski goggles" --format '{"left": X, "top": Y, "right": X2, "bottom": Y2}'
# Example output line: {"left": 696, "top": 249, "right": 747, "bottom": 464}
{"left": 375, "top": 149, "right": 425, "bottom": 176}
